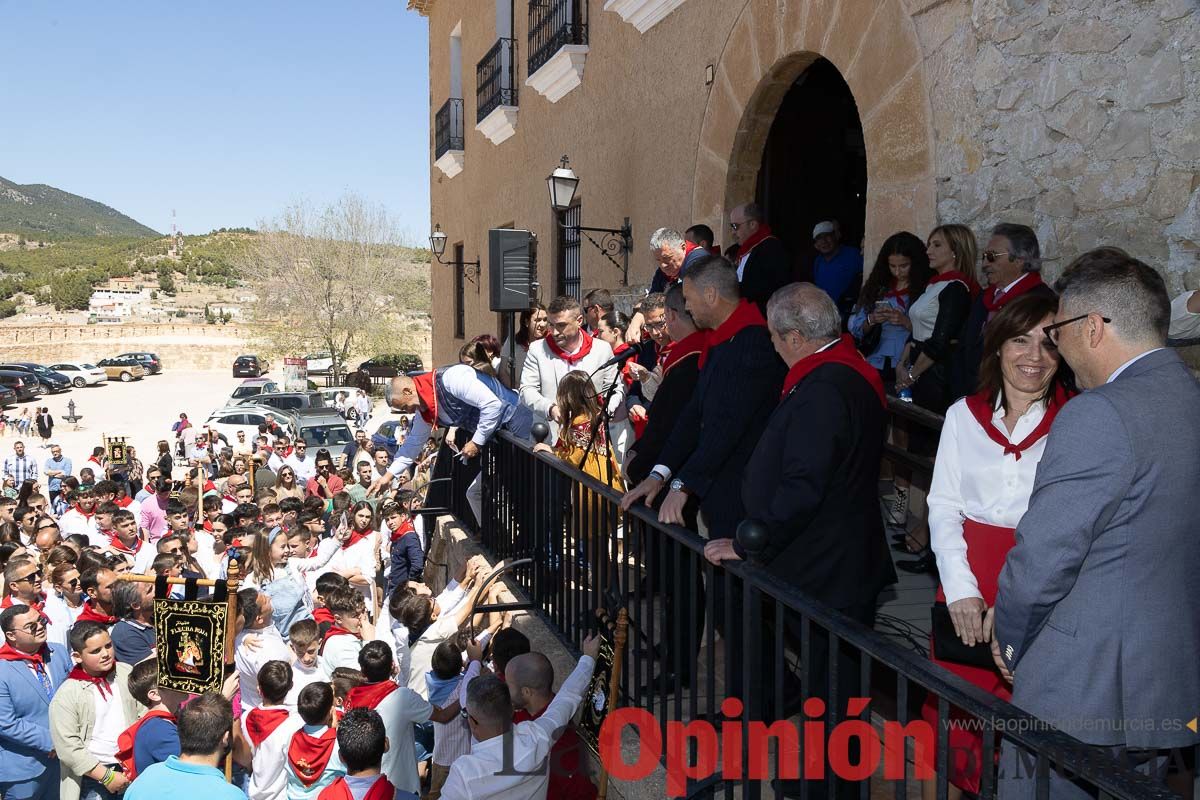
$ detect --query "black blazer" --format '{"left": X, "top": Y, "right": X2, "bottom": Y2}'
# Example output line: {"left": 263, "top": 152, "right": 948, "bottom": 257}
{"left": 951, "top": 281, "right": 1056, "bottom": 400}
{"left": 738, "top": 363, "right": 896, "bottom": 609}
{"left": 740, "top": 237, "right": 792, "bottom": 311}
{"left": 626, "top": 350, "right": 699, "bottom": 485}
{"left": 658, "top": 325, "right": 785, "bottom": 536}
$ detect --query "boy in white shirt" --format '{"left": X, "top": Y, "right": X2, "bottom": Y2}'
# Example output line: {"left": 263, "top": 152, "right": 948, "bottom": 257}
{"left": 287, "top": 619, "right": 324, "bottom": 693}
{"left": 318, "top": 586, "right": 370, "bottom": 679}
{"left": 237, "top": 660, "right": 303, "bottom": 800}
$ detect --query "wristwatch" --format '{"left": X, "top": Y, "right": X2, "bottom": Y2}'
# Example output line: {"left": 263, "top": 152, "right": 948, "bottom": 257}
{"left": 669, "top": 478, "right": 687, "bottom": 494}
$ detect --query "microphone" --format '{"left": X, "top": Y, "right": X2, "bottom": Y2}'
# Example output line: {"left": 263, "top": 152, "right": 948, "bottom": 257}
{"left": 596, "top": 341, "right": 645, "bottom": 370}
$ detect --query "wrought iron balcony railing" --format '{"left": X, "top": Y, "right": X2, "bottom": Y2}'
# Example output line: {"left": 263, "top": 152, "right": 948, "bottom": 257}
{"left": 435, "top": 97, "right": 464, "bottom": 159}
{"left": 476, "top": 38, "right": 518, "bottom": 123}
{"left": 528, "top": 0, "right": 588, "bottom": 76}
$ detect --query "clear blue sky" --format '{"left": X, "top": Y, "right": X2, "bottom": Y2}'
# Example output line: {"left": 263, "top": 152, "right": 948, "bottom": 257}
{"left": 0, "top": 1, "right": 431, "bottom": 240}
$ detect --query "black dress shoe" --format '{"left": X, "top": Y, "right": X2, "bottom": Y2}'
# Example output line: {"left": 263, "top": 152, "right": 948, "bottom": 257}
{"left": 897, "top": 551, "right": 936, "bottom": 573}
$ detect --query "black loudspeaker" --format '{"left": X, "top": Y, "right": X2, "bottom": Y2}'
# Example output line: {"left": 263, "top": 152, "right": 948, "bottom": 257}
{"left": 489, "top": 228, "right": 536, "bottom": 312}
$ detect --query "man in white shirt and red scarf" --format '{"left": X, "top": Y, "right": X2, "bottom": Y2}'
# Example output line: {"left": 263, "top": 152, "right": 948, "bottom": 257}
{"left": 369, "top": 359, "right": 531, "bottom": 522}
{"left": 728, "top": 203, "right": 791, "bottom": 311}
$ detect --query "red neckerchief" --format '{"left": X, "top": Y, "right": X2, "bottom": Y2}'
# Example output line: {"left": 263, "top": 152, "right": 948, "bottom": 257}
{"left": 697, "top": 300, "right": 768, "bottom": 369}
{"left": 312, "top": 607, "right": 335, "bottom": 625}
{"left": 544, "top": 330, "right": 595, "bottom": 366}
{"left": 0, "top": 643, "right": 50, "bottom": 665}
{"left": 276, "top": 446, "right": 293, "bottom": 459}
{"left": 287, "top": 727, "right": 338, "bottom": 787}
{"left": 114, "top": 496, "right": 133, "bottom": 509}
{"left": 660, "top": 331, "right": 706, "bottom": 376}
{"left": 781, "top": 334, "right": 886, "bottom": 407}
{"left": 318, "top": 775, "right": 397, "bottom": 800}
{"left": 107, "top": 531, "right": 141, "bottom": 555}
{"left": 927, "top": 270, "right": 980, "bottom": 299}
{"left": 319, "top": 625, "right": 360, "bottom": 654}
{"left": 736, "top": 223, "right": 775, "bottom": 256}
{"left": 982, "top": 272, "right": 1044, "bottom": 313}
{"left": 612, "top": 343, "right": 636, "bottom": 387}
{"left": 116, "top": 708, "right": 175, "bottom": 781}
{"left": 345, "top": 680, "right": 398, "bottom": 710}
{"left": 884, "top": 279, "right": 910, "bottom": 309}
{"left": 964, "top": 384, "right": 1071, "bottom": 460}
{"left": 203, "top": 519, "right": 214, "bottom": 532}
{"left": 412, "top": 372, "right": 438, "bottom": 425}
{"left": 67, "top": 665, "right": 115, "bottom": 699}
{"left": 389, "top": 518, "right": 415, "bottom": 543}
{"left": 1, "top": 591, "right": 46, "bottom": 611}
{"left": 76, "top": 601, "right": 118, "bottom": 625}
{"left": 72, "top": 504, "right": 95, "bottom": 520}
{"left": 245, "top": 707, "right": 292, "bottom": 747}
{"left": 341, "top": 530, "right": 368, "bottom": 550}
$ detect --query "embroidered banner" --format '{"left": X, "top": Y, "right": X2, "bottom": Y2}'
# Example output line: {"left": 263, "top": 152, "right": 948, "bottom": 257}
{"left": 154, "top": 597, "right": 228, "bottom": 694}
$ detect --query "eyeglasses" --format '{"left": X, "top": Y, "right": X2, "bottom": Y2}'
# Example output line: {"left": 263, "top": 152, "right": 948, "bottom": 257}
{"left": 13, "top": 570, "right": 42, "bottom": 584}
{"left": 728, "top": 222, "right": 741, "bottom": 231}
{"left": 64, "top": 578, "right": 80, "bottom": 588}
{"left": 36, "top": 524, "right": 58, "bottom": 532}
{"left": 644, "top": 321, "right": 667, "bottom": 331}
{"left": 1043, "top": 313, "right": 1111, "bottom": 343}
{"left": 982, "top": 250, "right": 1010, "bottom": 264}
{"left": 18, "top": 620, "right": 46, "bottom": 634}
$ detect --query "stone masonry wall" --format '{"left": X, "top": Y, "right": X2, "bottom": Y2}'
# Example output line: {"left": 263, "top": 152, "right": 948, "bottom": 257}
{"left": 922, "top": 0, "right": 1199, "bottom": 288}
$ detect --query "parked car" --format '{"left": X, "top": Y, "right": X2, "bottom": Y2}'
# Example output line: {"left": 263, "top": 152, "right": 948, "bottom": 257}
{"left": 115, "top": 352, "right": 163, "bottom": 375}
{"left": 48, "top": 362, "right": 108, "bottom": 388}
{"left": 319, "top": 385, "right": 360, "bottom": 411}
{"left": 204, "top": 404, "right": 295, "bottom": 442}
{"left": 230, "top": 378, "right": 279, "bottom": 401}
{"left": 233, "top": 355, "right": 270, "bottom": 378}
{"left": 0, "top": 363, "right": 71, "bottom": 394}
{"left": 303, "top": 353, "right": 334, "bottom": 376}
{"left": 288, "top": 409, "right": 355, "bottom": 463}
{"left": 0, "top": 370, "right": 39, "bottom": 402}
{"left": 356, "top": 354, "right": 424, "bottom": 378}
{"left": 236, "top": 392, "right": 326, "bottom": 412}
{"left": 0, "top": 384, "right": 17, "bottom": 408}
{"left": 95, "top": 357, "right": 146, "bottom": 382}
{"left": 370, "top": 416, "right": 412, "bottom": 458}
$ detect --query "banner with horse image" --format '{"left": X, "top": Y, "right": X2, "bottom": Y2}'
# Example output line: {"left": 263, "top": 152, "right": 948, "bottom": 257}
{"left": 154, "top": 596, "right": 228, "bottom": 695}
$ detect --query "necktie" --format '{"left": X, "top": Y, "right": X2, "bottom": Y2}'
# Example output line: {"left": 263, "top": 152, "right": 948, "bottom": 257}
{"left": 33, "top": 662, "right": 53, "bottom": 699}
{"left": 986, "top": 288, "right": 1005, "bottom": 322}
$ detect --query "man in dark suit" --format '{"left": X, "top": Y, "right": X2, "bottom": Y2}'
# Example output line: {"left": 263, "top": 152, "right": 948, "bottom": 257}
{"left": 621, "top": 254, "right": 785, "bottom": 537}
{"left": 952, "top": 223, "right": 1053, "bottom": 398}
{"left": 729, "top": 203, "right": 791, "bottom": 311}
{"left": 704, "top": 283, "right": 894, "bottom": 797}
{"left": 0, "top": 605, "right": 73, "bottom": 800}
{"left": 993, "top": 250, "right": 1200, "bottom": 799}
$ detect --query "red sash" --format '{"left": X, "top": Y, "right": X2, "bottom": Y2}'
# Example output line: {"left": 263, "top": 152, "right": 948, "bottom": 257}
{"left": 320, "top": 625, "right": 360, "bottom": 655}
{"left": 312, "top": 607, "right": 335, "bottom": 625}
{"left": 412, "top": 372, "right": 438, "bottom": 425}
{"left": 245, "top": 707, "right": 292, "bottom": 747}
{"left": 345, "top": 680, "right": 398, "bottom": 710}
{"left": 288, "top": 727, "right": 339, "bottom": 787}
{"left": 319, "top": 775, "right": 397, "bottom": 800}
{"left": 544, "top": 331, "right": 594, "bottom": 366}
{"left": 0, "top": 643, "right": 50, "bottom": 665}
{"left": 982, "top": 272, "right": 1044, "bottom": 313}
{"left": 67, "top": 665, "right": 115, "bottom": 699}
{"left": 698, "top": 300, "right": 768, "bottom": 369}
{"left": 884, "top": 280, "right": 910, "bottom": 309}
{"left": 660, "top": 331, "right": 705, "bottom": 377}
{"left": 389, "top": 519, "right": 415, "bottom": 543}
{"left": 963, "top": 385, "right": 1070, "bottom": 460}
{"left": 927, "top": 270, "right": 980, "bottom": 299}
{"left": 736, "top": 224, "right": 775, "bottom": 257}
{"left": 781, "top": 334, "right": 886, "bottom": 407}
{"left": 76, "top": 601, "right": 118, "bottom": 625}
{"left": 116, "top": 709, "right": 175, "bottom": 780}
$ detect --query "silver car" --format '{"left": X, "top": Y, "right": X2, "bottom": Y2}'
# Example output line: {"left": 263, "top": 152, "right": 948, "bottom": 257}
{"left": 286, "top": 409, "right": 355, "bottom": 464}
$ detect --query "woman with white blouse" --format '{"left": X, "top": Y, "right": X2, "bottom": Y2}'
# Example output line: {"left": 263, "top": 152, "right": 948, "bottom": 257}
{"left": 326, "top": 501, "right": 382, "bottom": 620}
{"left": 919, "top": 293, "right": 1074, "bottom": 799}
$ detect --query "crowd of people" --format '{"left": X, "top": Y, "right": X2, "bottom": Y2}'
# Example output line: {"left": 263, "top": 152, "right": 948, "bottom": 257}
{"left": 0, "top": 394, "right": 603, "bottom": 799}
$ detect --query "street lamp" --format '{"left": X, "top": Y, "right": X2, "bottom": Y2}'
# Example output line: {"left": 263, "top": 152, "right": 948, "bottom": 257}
{"left": 546, "top": 155, "right": 633, "bottom": 285}
{"left": 429, "top": 223, "right": 480, "bottom": 285}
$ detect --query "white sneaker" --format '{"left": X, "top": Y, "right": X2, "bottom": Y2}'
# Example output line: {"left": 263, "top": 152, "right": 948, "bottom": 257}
{"left": 886, "top": 487, "right": 909, "bottom": 526}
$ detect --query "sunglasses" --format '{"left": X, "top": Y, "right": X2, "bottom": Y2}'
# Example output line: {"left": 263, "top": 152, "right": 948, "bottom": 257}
{"left": 981, "top": 250, "right": 1010, "bottom": 263}
{"left": 14, "top": 570, "right": 42, "bottom": 583}
{"left": 37, "top": 524, "right": 58, "bottom": 532}
{"left": 17, "top": 620, "right": 46, "bottom": 634}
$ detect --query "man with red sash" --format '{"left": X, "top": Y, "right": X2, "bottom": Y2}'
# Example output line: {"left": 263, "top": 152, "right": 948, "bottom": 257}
{"left": 952, "top": 222, "right": 1054, "bottom": 398}
{"left": 75, "top": 567, "right": 119, "bottom": 627}
{"left": 319, "top": 708, "right": 415, "bottom": 800}
{"left": 705, "top": 283, "right": 894, "bottom": 797}
{"left": 625, "top": 228, "right": 713, "bottom": 343}
{"left": 729, "top": 203, "right": 791, "bottom": 311}
{"left": 0, "top": 605, "right": 72, "bottom": 800}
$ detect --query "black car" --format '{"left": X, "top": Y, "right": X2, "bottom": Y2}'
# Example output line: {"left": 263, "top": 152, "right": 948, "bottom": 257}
{"left": 233, "top": 355, "right": 270, "bottom": 378}
{"left": 357, "top": 354, "right": 424, "bottom": 378}
{"left": 116, "top": 351, "right": 163, "bottom": 374}
{"left": 0, "top": 363, "right": 70, "bottom": 394}
{"left": 0, "top": 370, "right": 39, "bottom": 402}
{"left": 236, "top": 392, "right": 326, "bottom": 412}
{"left": 0, "top": 384, "right": 16, "bottom": 408}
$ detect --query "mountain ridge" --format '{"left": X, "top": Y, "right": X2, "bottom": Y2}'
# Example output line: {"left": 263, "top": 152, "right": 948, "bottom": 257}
{"left": 0, "top": 176, "right": 160, "bottom": 239}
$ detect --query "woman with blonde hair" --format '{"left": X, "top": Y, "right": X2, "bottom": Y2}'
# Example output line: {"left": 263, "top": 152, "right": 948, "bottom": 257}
{"left": 273, "top": 465, "right": 304, "bottom": 500}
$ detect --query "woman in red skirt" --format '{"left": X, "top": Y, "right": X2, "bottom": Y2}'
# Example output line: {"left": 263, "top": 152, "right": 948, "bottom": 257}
{"left": 920, "top": 293, "right": 1075, "bottom": 799}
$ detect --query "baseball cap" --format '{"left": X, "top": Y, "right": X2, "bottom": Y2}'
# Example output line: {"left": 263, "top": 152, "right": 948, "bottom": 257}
{"left": 812, "top": 221, "right": 836, "bottom": 240}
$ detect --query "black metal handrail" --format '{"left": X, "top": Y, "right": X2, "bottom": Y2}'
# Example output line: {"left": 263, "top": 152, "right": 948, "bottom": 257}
{"left": 434, "top": 97, "right": 464, "bottom": 159}
{"left": 460, "top": 430, "right": 1175, "bottom": 800}
{"left": 528, "top": 0, "right": 588, "bottom": 76}
{"left": 476, "top": 37, "right": 518, "bottom": 123}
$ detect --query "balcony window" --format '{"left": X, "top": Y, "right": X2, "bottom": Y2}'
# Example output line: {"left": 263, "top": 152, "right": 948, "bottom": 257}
{"left": 434, "top": 98, "right": 465, "bottom": 177}
{"left": 526, "top": 0, "right": 589, "bottom": 103}
{"left": 475, "top": 38, "right": 519, "bottom": 144}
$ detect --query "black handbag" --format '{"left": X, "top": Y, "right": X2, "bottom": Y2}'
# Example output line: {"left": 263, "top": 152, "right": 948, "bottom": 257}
{"left": 856, "top": 317, "right": 883, "bottom": 356}
{"left": 930, "top": 602, "right": 996, "bottom": 669}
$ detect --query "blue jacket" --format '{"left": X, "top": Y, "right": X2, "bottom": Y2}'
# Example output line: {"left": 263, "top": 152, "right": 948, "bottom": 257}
{"left": 0, "top": 642, "right": 73, "bottom": 782}
{"left": 386, "top": 529, "right": 425, "bottom": 598}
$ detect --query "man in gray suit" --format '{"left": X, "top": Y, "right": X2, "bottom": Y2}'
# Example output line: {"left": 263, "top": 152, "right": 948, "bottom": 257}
{"left": 989, "top": 249, "right": 1200, "bottom": 797}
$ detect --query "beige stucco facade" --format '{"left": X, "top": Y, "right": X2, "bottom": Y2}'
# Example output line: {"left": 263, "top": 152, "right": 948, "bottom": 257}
{"left": 412, "top": 0, "right": 1200, "bottom": 366}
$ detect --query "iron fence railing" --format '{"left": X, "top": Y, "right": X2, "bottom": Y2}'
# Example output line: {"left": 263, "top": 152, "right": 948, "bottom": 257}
{"left": 451, "top": 429, "right": 1178, "bottom": 800}
{"left": 435, "top": 97, "right": 465, "bottom": 159}
{"left": 528, "top": 0, "right": 588, "bottom": 76}
{"left": 476, "top": 38, "right": 518, "bottom": 123}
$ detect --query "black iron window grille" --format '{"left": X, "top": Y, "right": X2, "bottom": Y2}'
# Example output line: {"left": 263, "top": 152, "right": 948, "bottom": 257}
{"left": 476, "top": 38, "right": 518, "bottom": 123}
{"left": 528, "top": 0, "right": 588, "bottom": 76}
{"left": 557, "top": 204, "right": 581, "bottom": 300}
{"left": 435, "top": 98, "right": 464, "bottom": 159}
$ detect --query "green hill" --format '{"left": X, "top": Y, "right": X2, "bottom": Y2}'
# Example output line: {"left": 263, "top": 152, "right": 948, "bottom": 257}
{"left": 0, "top": 176, "right": 159, "bottom": 239}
